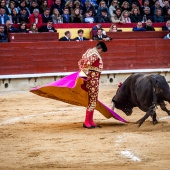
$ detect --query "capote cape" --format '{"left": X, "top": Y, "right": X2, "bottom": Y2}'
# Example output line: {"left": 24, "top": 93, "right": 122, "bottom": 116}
{"left": 30, "top": 71, "right": 126, "bottom": 123}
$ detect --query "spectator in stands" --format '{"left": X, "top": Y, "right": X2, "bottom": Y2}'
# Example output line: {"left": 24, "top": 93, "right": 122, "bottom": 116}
{"left": 109, "top": 24, "right": 118, "bottom": 32}
{"left": 132, "top": 21, "right": 146, "bottom": 31}
{"left": 0, "top": 0, "right": 8, "bottom": 14}
{"left": 130, "top": 7, "right": 142, "bottom": 22}
{"left": 51, "top": 8, "right": 63, "bottom": 23}
{"left": 5, "top": 20, "right": 19, "bottom": 33}
{"left": 0, "top": 25, "right": 8, "bottom": 42}
{"left": 97, "top": 8, "right": 111, "bottom": 23}
{"left": 149, "top": 0, "right": 156, "bottom": 7}
{"left": 39, "top": 0, "right": 48, "bottom": 14}
{"left": 18, "top": 21, "right": 28, "bottom": 33}
{"left": 0, "top": 7, "right": 9, "bottom": 24}
{"left": 92, "top": 23, "right": 106, "bottom": 36}
{"left": 62, "top": 7, "right": 71, "bottom": 23}
{"left": 164, "top": 8, "right": 170, "bottom": 22}
{"left": 50, "top": 0, "right": 64, "bottom": 15}
{"left": 142, "top": 7, "right": 153, "bottom": 22}
{"left": 47, "top": 0, "right": 55, "bottom": 9}
{"left": 84, "top": 0, "right": 97, "bottom": 10}
{"left": 88, "top": 8, "right": 96, "bottom": 17}
{"left": 42, "top": 8, "right": 52, "bottom": 23}
{"left": 70, "top": 8, "right": 83, "bottom": 23}
{"left": 131, "top": 2, "right": 139, "bottom": 10}
{"left": 59, "top": 30, "right": 72, "bottom": 41}
{"left": 73, "top": 1, "right": 83, "bottom": 12}
{"left": 120, "top": 10, "right": 131, "bottom": 23}
{"left": 144, "top": 19, "right": 155, "bottom": 31}
{"left": 29, "top": 23, "right": 39, "bottom": 33}
{"left": 109, "top": 24, "right": 122, "bottom": 32}
{"left": 92, "top": 23, "right": 106, "bottom": 34}
{"left": 162, "top": 0, "right": 169, "bottom": 16}
{"left": 7, "top": 1, "right": 18, "bottom": 16}
{"left": 111, "top": 8, "right": 122, "bottom": 23}
{"left": 140, "top": 0, "right": 150, "bottom": 16}
{"left": 159, "top": 0, "right": 165, "bottom": 7}
{"left": 17, "top": 0, "right": 30, "bottom": 16}
{"left": 96, "top": 0, "right": 110, "bottom": 18}
{"left": 164, "top": 31, "right": 170, "bottom": 39}
{"left": 109, "top": 0, "right": 119, "bottom": 18}
{"left": 75, "top": 0, "right": 84, "bottom": 6}
{"left": 65, "top": 0, "right": 74, "bottom": 16}
{"left": 151, "top": 1, "right": 162, "bottom": 15}
{"left": 162, "top": 20, "right": 170, "bottom": 31}
{"left": 83, "top": 10, "right": 95, "bottom": 23}
{"left": 92, "top": 23, "right": 101, "bottom": 29}
{"left": 38, "top": 20, "right": 57, "bottom": 32}
{"left": 153, "top": 9, "right": 164, "bottom": 22}
{"left": 135, "top": 0, "right": 143, "bottom": 9}
{"left": 11, "top": 8, "right": 20, "bottom": 24}
{"left": 29, "top": 0, "right": 39, "bottom": 14}
{"left": 90, "top": 0, "right": 98, "bottom": 9}
{"left": 103, "top": 0, "right": 112, "bottom": 6}
{"left": 19, "top": 8, "right": 29, "bottom": 23}
{"left": 93, "top": 29, "right": 112, "bottom": 41}
{"left": 121, "top": 1, "right": 131, "bottom": 12}
{"left": 82, "top": 0, "right": 96, "bottom": 16}
{"left": 29, "top": 9, "right": 42, "bottom": 24}
{"left": 74, "top": 29, "right": 89, "bottom": 41}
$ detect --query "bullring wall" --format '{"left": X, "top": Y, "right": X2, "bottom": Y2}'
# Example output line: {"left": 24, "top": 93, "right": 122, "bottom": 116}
{"left": 0, "top": 40, "right": 170, "bottom": 75}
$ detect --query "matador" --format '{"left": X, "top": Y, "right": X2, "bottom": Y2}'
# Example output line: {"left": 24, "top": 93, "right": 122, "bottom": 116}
{"left": 78, "top": 42, "right": 107, "bottom": 129}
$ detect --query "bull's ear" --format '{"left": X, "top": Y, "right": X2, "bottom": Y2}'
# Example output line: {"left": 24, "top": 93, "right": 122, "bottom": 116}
{"left": 156, "top": 81, "right": 160, "bottom": 87}
{"left": 150, "top": 77, "right": 158, "bottom": 87}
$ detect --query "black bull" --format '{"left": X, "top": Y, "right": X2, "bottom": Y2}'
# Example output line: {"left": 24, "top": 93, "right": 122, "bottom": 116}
{"left": 112, "top": 73, "right": 170, "bottom": 127}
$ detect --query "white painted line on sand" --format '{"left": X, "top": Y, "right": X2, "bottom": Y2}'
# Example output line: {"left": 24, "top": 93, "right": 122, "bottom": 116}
{"left": 115, "top": 135, "right": 141, "bottom": 162}
{"left": 121, "top": 150, "right": 141, "bottom": 162}
{"left": 0, "top": 107, "right": 82, "bottom": 126}
{"left": 159, "top": 116, "right": 170, "bottom": 121}
{"left": 0, "top": 115, "right": 37, "bottom": 126}
{"left": 115, "top": 135, "right": 123, "bottom": 147}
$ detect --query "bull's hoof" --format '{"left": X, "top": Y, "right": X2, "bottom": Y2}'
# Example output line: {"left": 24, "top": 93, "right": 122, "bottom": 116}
{"left": 135, "top": 119, "right": 141, "bottom": 124}
{"left": 135, "top": 120, "right": 143, "bottom": 128}
{"left": 135, "top": 118, "right": 145, "bottom": 127}
{"left": 138, "top": 122, "right": 143, "bottom": 128}
{"left": 153, "top": 120, "right": 158, "bottom": 125}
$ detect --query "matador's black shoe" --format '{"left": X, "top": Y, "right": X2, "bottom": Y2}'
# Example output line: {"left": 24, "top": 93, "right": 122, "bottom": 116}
{"left": 92, "top": 125, "right": 102, "bottom": 128}
{"left": 83, "top": 123, "right": 94, "bottom": 129}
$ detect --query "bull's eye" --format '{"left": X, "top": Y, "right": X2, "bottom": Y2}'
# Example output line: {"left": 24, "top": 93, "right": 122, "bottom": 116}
{"left": 159, "top": 89, "right": 163, "bottom": 93}
{"left": 156, "top": 88, "right": 163, "bottom": 93}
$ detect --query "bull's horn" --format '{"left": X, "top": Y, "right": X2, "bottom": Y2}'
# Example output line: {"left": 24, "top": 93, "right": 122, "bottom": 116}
{"left": 111, "top": 101, "right": 115, "bottom": 110}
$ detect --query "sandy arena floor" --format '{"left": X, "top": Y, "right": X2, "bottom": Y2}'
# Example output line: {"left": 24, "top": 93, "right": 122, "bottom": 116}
{"left": 0, "top": 85, "right": 170, "bottom": 170}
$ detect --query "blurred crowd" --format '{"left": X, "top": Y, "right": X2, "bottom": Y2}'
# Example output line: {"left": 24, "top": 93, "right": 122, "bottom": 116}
{"left": 0, "top": 0, "right": 170, "bottom": 42}
{"left": 0, "top": 0, "right": 170, "bottom": 25}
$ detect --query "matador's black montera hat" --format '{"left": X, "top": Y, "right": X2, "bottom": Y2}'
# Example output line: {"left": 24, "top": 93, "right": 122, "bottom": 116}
{"left": 96, "top": 42, "right": 107, "bottom": 52}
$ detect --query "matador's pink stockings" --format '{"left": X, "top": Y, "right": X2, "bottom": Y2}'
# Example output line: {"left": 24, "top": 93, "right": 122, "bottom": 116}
{"left": 89, "top": 110, "right": 97, "bottom": 127}
{"left": 84, "top": 110, "right": 92, "bottom": 127}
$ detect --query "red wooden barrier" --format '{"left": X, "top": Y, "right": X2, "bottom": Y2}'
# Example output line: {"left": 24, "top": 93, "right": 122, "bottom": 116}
{"left": 0, "top": 40, "right": 170, "bottom": 75}
{"left": 106, "top": 31, "right": 168, "bottom": 39}
{"left": 8, "top": 33, "right": 59, "bottom": 42}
